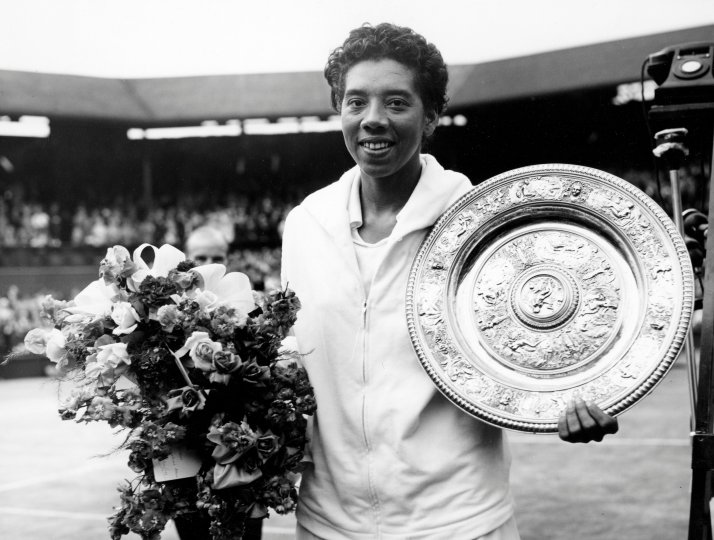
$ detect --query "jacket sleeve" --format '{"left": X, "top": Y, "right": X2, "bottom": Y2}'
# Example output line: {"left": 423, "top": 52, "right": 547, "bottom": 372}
{"left": 280, "top": 207, "right": 300, "bottom": 291}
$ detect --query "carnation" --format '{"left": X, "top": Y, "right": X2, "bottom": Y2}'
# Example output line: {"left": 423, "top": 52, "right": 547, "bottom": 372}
{"left": 156, "top": 304, "right": 183, "bottom": 333}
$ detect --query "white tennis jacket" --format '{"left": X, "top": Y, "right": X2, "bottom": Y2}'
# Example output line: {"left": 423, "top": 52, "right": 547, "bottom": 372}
{"left": 281, "top": 155, "right": 514, "bottom": 539}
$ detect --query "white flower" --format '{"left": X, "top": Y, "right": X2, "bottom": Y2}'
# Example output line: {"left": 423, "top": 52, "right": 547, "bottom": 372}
{"left": 193, "top": 289, "right": 219, "bottom": 310}
{"left": 63, "top": 279, "right": 117, "bottom": 320}
{"left": 84, "top": 357, "right": 104, "bottom": 381}
{"left": 176, "top": 331, "right": 222, "bottom": 371}
{"left": 24, "top": 328, "right": 52, "bottom": 355}
{"left": 96, "top": 342, "right": 131, "bottom": 369}
{"left": 45, "top": 329, "right": 68, "bottom": 366}
{"left": 190, "top": 264, "right": 255, "bottom": 313}
{"left": 111, "top": 302, "right": 141, "bottom": 335}
{"left": 129, "top": 243, "right": 186, "bottom": 288}
{"left": 25, "top": 327, "right": 68, "bottom": 360}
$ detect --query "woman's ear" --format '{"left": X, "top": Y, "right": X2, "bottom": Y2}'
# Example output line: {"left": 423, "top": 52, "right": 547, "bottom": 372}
{"left": 424, "top": 110, "right": 438, "bottom": 138}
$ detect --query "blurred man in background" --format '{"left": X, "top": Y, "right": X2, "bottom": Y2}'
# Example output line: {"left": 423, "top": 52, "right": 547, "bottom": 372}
{"left": 185, "top": 225, "right": 229, "bottom": 265}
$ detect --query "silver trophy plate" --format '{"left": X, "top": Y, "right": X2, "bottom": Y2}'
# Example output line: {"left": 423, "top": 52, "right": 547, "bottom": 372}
{"left": 406, "top": 164, "right": 694, "bottom": 433}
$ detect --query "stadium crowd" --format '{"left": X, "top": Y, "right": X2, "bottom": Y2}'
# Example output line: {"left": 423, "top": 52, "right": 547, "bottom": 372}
{"left": 0, "top": 193, "right": 292, "bottom": 249}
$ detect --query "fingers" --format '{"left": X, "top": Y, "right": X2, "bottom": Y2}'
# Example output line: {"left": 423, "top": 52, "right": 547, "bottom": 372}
{"left": 558, "top": 397, "right": 618, "bottom": 443}
{"left": 557, "top": 405, "right": 571, "bottom": 441}
{"left": 586, "top": 401, "right": 619, "bottom": 436}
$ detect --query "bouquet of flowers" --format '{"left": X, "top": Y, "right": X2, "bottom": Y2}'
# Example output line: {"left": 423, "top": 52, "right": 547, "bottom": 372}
{"left": 23, "top": 244, "right": 315, "bottom": 539}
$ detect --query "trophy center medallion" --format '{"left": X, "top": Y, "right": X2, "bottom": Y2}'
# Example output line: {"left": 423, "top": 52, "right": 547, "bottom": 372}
{"left": 512, "top": 266, "right": 579, "bottom": 330}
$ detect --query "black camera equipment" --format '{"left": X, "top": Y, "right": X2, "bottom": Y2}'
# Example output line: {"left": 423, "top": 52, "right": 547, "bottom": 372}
{"left": 646, "top": 41, "right": 714, "bottom": 540}
{"left": 647, "top": 42, "right": 714, "bottom": 129}
{"left": 684, "top": 208, "right": 708, "bottom": 270}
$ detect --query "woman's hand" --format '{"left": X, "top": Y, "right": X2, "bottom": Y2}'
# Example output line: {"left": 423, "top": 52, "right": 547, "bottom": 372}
{"left": 558, "top": 397, "right": 619, "bottom": 443}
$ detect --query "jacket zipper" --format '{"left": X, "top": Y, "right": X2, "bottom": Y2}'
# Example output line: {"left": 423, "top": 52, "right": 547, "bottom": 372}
{"left": 361, "top": 298, "right": 369, "bottom": 448}
{"left": 361, "top": 296, "right": 382, "bottom": 531}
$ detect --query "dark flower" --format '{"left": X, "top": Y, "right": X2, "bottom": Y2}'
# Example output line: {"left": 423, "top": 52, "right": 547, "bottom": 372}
{"left": 296, "top": 394, "right": 317, "bottom": 415}
{"left": 260, "top": 474, "right": 297, "bottom": 514}
{"left": 240, "top": 360, "right": 271, "bottom": 388}
{"left": 256, "top": 431, "right": 280, "bottom": 462}
{"left": 208, "top": 421, "right": 258, "bottom": 465}
{"left": 261, "top": 288, "right": 301, "bottom": 335}
{"left": 181, "top": 388, "right": 200, "bottom": 408}
{"left": 266, "top": 400, "right": 297, "bottom": 427}
{"left": 165, "top": 386, "right": 207, "bottom": 416}
{"left": 176, "top": 260, "right": 197, "bottom": 272}
{"left": 134, "top": 275, "right": 179, "bottom": 309}
{"left": 213, "top": 351, "right": 241, "bottom": 374}
{"left": 168, "top": 269, "right": 198, "bottom": 290}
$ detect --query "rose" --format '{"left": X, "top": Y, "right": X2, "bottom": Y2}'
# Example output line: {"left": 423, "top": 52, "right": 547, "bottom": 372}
{"left": 111, "top": 302, "right": 141, "bottom": 335}
{"left": 156, "top": 304, "right": 182, "bottom": 333}
{"left": 208, "top": 350, "right": 243, "bottom": 385}
{"left": 193, "top": 341, "right": 220, "bottom": 370}
{"left": 212, "top": 351, "right": 241, "bottom": 374}
{"left": 165, "top": 386, "right": 206, "bottom": 415}
{"left": 256, "top": 431, "right": 280, "bottom": 462}
{"left": 240, "top": 360, "right": 271, "bottom": 387}
{"left": 84, "top": 343, "right": 131, "bottom": 383}
{"left": 177, "top": 331, "right": 223, "bottom": 371}
{"left": 181, "top": 388, "right": 199, "bottom": 408}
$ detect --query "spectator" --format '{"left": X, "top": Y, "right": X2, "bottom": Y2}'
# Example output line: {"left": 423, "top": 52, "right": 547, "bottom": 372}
{"left": 185, "top": 225, "right": 229, "bottom": 265}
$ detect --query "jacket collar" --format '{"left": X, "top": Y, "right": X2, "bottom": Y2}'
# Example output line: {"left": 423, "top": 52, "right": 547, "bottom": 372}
{"left": 298, "top": 154, "right": 472, "bottom": 271}
{"left": 301, "top": 154, "right": 471, "bottom": 242}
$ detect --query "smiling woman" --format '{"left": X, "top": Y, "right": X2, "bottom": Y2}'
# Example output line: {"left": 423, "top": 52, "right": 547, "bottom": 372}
{"left": 282, "top": 23, "right": 518, "bottom": 540}
{"left": 279, "top": 22, "right": 620, "bottom": 540}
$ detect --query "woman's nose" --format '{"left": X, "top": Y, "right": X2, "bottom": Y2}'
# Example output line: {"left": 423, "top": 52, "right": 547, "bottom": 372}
{"left": 360, "top": 102, "right": 388, "bottom": 129}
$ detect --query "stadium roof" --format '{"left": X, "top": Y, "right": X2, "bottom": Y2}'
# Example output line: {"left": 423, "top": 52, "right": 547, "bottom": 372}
{"left": 0, "top": 25, "right": 711, "bottom": 126}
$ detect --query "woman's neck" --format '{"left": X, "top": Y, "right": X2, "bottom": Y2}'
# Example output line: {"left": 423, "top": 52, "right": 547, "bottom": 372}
{"left": 357, "top": 160, "right": 422, "bottom": 243}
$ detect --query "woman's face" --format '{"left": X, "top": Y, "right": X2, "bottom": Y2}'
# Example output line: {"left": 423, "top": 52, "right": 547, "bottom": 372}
{"left": 340, "top": 59, "right": 436, "bottom": 184}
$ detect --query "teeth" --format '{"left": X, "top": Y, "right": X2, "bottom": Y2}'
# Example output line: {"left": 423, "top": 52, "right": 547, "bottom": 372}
{"left": 362, "top": 141, "right": 391, "bottom": 150}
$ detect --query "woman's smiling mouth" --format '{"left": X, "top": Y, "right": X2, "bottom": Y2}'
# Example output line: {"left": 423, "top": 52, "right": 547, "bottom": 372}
{"left": 360, "top": 140, "right": 394, "bottom": 151}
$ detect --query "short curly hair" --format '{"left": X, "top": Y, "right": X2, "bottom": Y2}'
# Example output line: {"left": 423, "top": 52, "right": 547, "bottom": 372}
{"left": 324, "top": 23, "right": 449, "bottom": 116}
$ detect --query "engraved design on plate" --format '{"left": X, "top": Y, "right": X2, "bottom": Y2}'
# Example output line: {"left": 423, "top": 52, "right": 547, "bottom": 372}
{"left": 473, "top": 230, "right": 621, "bottom": 373}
